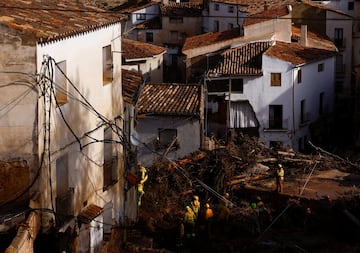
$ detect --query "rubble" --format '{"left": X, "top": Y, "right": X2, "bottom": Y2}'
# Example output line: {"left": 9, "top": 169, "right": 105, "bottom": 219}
{"left": 120, "top": 135, "right": 360, "bottom": 253}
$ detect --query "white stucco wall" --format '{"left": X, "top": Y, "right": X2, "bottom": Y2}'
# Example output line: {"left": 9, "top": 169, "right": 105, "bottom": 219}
{"left": 123, "top": 53, "right": 164, "bottom": 83}
{"left": 326, "top": 11, "right": 353, "bottom": 98}
{"left": 136, "top": 116, "right": 201, "bottom": 167}
{"left": 226, "top": 53, "right": 335, "bottom": 150}
{"left": 36, "top": 23, "right": 124, "bottom": 249}
{"left": 207, "top": 2, "right": 245, "bottom": 32}
{"left": 131, "top": 4, "right": 160, "bottom": 26}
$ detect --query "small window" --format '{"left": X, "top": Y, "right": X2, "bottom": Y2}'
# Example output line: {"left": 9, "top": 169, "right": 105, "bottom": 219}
{"left": 318, "top": 63, "right": 324, "bottom": 72}
{"left": 55, "top": 60, "right": 68, "bottom": 106}
{"left": 228, "top": 23, "right": 234, "bottom": 30}
{"left": 270, "top": 73, "right": 281, "bottom": 86}
{"left": 214, "top": 20, "right": 219, "bottom": 32}
{"left": 269, "top": 105, "right": 283, "bottom": 129}
{"left": 104, "top": 127, "right": 116, "bottom": 189}
{"left": 231, "top": 79, "right": 243, "bottom": 93}
{"left": 156, "top": 128, "right": 179, "bottom": 149}
{"left": 348, "top": 2, "right": 354, "bottom": 10}
{"left": 146, "top": 32, "right": 153, "bottom": 42}
{"left": 169, "top": 16, "right": 183, "bottom": 23}
{"left": 214, "top": 3, "right": 219, "bottom": 11}
{"left": 228, "top": 6, "right": 234, "bottom": 13}
{"left": 300, "top": 99, "right": 306, "bottom": 123}
{"left": 103, "top": 45, "right": 112, "bottom": 84}
{"left": 297, "top": 69, "right": 302, "bottom": 84}
{"left": 136, "top": 13, "right": 146, "bottom": 20}
{"left": 319, "top": 92, "right": 324, "bottom": 115}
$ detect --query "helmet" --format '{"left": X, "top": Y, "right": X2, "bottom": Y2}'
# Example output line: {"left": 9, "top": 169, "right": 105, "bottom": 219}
{"left": 278, "top": 164, "right": 282, "bottom": 168}
{"left": 185, "top": 205, "right": 191, "bottom": 210}
{"left": 224, "top": 193, "right": 229, "bottom": 198}
{"left": 256, "top": 196, "right": 261, "bottom": 201}
{"left": 193, "top": 195, "right": 199, "bottom": 200}
{"left": 205, "top": 203, "right": 210, "bottom": 208}
{"left": 251, "top": 203, "right": 257, "bottom": 209}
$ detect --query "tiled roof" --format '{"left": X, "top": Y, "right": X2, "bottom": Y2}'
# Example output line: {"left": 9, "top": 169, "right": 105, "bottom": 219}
{"left": 137, "top": 83, "right": 201, "bottom": 116}
{"left": 208, "top": 41, "right": 273, "bottom": 77}
{"left": 238, "top": 0, "right": 296, "bottom": 14}
{"left": 182, "top": 28, "right": 241, "bottom": 52}
{"left": 243, "top": 5, "right": 291, "bottom": 26}
{"left": 264, "top": 41, "right": 337, "bottom": 65}
{"left": 160, "top": 2, "right": 203, "bottom": 17}
{"left": 122, "top": 69, "right": 142, "bottom": 105}
{"left": 291, "top": 26, "right": 337, "bottom": 51}
{"left": 300, "top": 0, "right": 352, "bottom": 17}
{"left": 0, "top": 0, "right": 127, "bottom": 44}
{"left": 122, "top": 39, "right": 166, "bottom": 59}
{"left": 78, "top": 204, "right": 103, "bottom": 224}
{"left": 110, "top": 0, "right": 158, "bottom": 13}
{"left": 134, "top": 16, "right": 162, "bottom": 29}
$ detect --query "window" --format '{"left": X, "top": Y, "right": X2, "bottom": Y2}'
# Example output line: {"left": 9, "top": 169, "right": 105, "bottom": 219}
{"left": 214, "top": 3, "right": 219, "bottom": 11}
{"left": 300, "top": 99, "right": 306, "bottom": 123}
{"left": 228, "top": 6, "right": 234, "bottom": 13}
{"left": 318, "top": 63, "right": 324, "bottom": 72}
{"left": 55, "top": 60, "right": 68, "bottom": 106}
{"left": 103, "top": 45, "right": 112, "bottom": 84}
{"left": 336, "top": 55, "right": 345, "bottom": 73}
{"left": 104, "top": 127, "right": 116, "bottom": 189}
{"left": 170, "top": 30, "right": 178, "bottom": 42}
{"left": 158, "top": 128, "right": 178, "bottom": 148}
{"left": 319, "top": 92, "right": 324, "bottom": 115}
{"left": 231, "top": 79, "right": 243, "bottom": 93}
{"left": 146, "top": 32, "right": 153, "bottom": 42}
{"left": 214, "top": 20, "right": 219, "bottom": 32}
{"left": 269, "top": 105, "right": 283, "bottom": 129}
{"left": 270, "top": 73, "right": 281, "bottom": 86}
{"left": 228, "top": 23, "right": 234, "bottom": 30}
{"left": 297, "top": 69, "right": 302, "bottom": 84}
{"left": 169, "top": 16, "right": 183, "bottom": 23}
{"left": 348, "top": 2, "right": 354, "bottom": 10}
{"left": 136, "top": 13, "right": 146, "bottom": 20}
{"left": 334, "top": 28, "right": 344, "bottom": 48}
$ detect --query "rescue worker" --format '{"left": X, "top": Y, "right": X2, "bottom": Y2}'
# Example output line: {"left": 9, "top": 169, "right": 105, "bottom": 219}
{"left": 137, "top": 161, "right": 148, "bottom": 206}
{"left": 276, "top": 163, "right": 284, "bottom": 193}
{"left": 250, "top": 200, "right": 261, "bottom": 236}
{"left": 204, "top": 203, "right": 214, "bottom": 239}
{"left": 218, "top": 197, "right": 232, "bottom": 233}
{"left": 184, "top": 205, "right": 196, "bottom": 240}
{"left": 191, "top": 195, "right": 201, "bottom": 218}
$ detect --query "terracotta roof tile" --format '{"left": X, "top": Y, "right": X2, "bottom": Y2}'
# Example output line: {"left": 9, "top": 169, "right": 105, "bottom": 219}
{"left": 238, "top": 0, "right": 296, "bottom": 14}
{"left": 182, "top": 28, "right": 241, "bottom": 52}
{"left": 78, "top": 204, "right": 103, "bottom": 224}
{"left": 122, "top": 69, "right": 142, "bottom": 105}
{"left": 122, "top": 39, "right": 166, "bottom": 59}
{"left": 243, "top": 5, "right": 291, "bottom": 26}
{"left": 208, "top": 41, "right": 273, "bottom": 77}
{"left": 137, "top": 83, "right": 201, "bottom": 116}
{"left": 134, "top": 16, "right": 162, "bottom": 29}
{"left": 110, "top": 0, "right": 158, "bottom": 13}
{"left": 265, "top": 41, "right": 337, "bottom": 65}
{"left": 0, "top": 0, "right": 127, "bottom": 44}
{"left": 160, "top": 2, "right": 203, "bottom": 17}
{"left": 291, "top": 25, "right": 337, "bottom": 51}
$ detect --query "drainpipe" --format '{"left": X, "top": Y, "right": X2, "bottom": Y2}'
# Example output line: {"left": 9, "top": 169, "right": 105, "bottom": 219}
{"left": 227, "top": 77, "right": 232, "bottom": 138}
{"left": 292, "top": 67, "right": 296, "bottom": 146}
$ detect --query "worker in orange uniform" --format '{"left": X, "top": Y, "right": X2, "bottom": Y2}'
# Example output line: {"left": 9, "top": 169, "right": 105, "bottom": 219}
{"left": 191, "top": 195, "right": 201, "bottom": 218}
{"left": 276, "top": 163, "right": 284, "bottom": 193}
{"left": 137, "top": 161, "right": 148, "bottom": 206}
{"left": 184, "top": 205, "right": 196, "bottom": 241}
{"left": 204, "top": 203, "right": 214, "bottom": 239}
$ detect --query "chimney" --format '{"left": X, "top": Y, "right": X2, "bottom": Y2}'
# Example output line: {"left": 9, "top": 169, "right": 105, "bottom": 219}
{"left": 300, "top": 25, "right": 308, "bottom": 47}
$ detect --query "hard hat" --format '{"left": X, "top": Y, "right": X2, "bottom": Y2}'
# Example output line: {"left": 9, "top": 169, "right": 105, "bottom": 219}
{"left": 193, "top": 195, "right": 199, "bottom": 200}
{"left": 278, "top": 164, "right": 282, "bottom": 168}
{"left": 185, "top": 205, "right": 191, "bottom": 210}
{"left": 251, "top": 202, "right": 257, "bottom": 209}
{"left": 205, "top": 203, "right": 210, "bottom": 208}
{"left": 256, "top": 196, "right": 261, "bottom": 201}
{"left": 224, "top": 193, "right": 229, "bottom": 198}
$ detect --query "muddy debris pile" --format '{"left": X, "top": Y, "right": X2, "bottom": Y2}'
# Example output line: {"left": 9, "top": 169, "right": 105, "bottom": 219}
{"left": 129, "top": 135, "right": 360, "bottom": 253}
